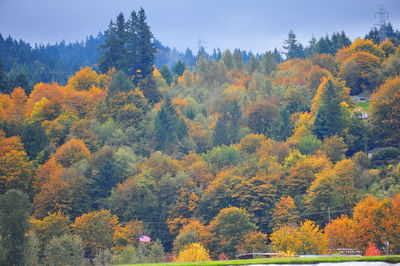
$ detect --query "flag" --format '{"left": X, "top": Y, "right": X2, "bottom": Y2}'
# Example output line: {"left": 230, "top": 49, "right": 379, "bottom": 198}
{"left": 139, "top": 235, "right": 151, "bottom": 242}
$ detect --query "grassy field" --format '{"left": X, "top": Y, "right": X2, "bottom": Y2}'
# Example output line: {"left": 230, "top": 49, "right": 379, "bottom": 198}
{"left": 356, "top": 101, "right": 371, "bottom": 110}
{"left": 119, "top": 255, "right": 400, "bottom": 266}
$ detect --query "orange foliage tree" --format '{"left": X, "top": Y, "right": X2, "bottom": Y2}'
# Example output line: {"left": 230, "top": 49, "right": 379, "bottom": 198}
{"left": 54, "top": 138, "right": 91, "bottom": 168}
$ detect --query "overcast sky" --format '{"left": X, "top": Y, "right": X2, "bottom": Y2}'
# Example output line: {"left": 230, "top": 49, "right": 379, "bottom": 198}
{"left": 0, "top": 0, "right": 399, "bottom": 54}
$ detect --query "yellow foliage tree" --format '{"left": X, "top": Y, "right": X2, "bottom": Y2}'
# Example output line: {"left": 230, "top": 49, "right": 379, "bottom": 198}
{"left": 67, "top": 66, "right": 100, "bottom": 91}
{"left": 270, "top": 220, "right": 327, "bottom": 255}
{"left": 175, "top": 243, "right": 211, "bottom": 262}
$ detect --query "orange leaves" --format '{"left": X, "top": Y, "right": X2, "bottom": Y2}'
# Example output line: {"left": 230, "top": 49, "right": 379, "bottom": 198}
{"left": 271, "top": 196, "right": 299, "bottom": 228}
{"left": 54, "top": 139, "right": 91, "bottom": 168}
{"left": 324, "top": 215, "right": 357, "bottom": 251}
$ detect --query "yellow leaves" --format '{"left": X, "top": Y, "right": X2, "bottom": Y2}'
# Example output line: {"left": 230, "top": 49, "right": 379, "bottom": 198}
{"left": 153, "top": 67, "right": 161, "bottom": 77}
{"left": 175, "top": 243, "right": 211, "bottom": 262}
{"left": 270, "top": 220, "right": 327, "bottom": 255}
{"left": 67, "top": 66, "right": 101, "bottom": 91}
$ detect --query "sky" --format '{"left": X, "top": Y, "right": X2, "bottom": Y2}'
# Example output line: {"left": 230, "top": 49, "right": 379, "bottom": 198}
{"left": 0, "top": 0, "right": 399, "bottom": 54}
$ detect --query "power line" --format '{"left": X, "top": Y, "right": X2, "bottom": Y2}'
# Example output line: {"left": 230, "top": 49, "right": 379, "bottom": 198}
{"left": 374, "top": 5, "right": 389, "bottom": 42}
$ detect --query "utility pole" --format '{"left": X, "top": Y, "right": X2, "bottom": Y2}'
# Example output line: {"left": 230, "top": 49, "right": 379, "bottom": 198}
{"left": 374, "top": 5, "right": 389, "bottom": 42}
{"left": 328, "top": 207, "right": 331, "bottom": 223}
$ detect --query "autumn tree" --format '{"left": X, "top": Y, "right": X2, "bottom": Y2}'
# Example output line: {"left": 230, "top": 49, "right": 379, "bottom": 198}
{"left": 236, "top": 231, "right": 268, "bottom": 254}
{"left": 54, "top": 138, "right": 91, "bottom": 168}
{"left": 324, "top": 215, "right": 358, "bottom": 252}
{"left": 271, "top": 196, "right": 300, "bottom": 228}
{"left": 339, "top": 51, "right": 381, "bottom": 94}
{"left": 270, "top": 220, "right": 326, "bottom": 255}
{"left": 175, "top": 243, "right": 211, "bottom": 263}
{"left": 71, "top": 210, "right": 119, "bottom": 257}
{"left": 67, "top": 66, "right": 101, "bottom": 91}
{"left": 370, "top": 76, "right": 400, "bottom": 148}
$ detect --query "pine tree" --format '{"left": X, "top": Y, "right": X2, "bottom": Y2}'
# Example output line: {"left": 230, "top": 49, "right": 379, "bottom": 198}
{"left": 0, "top": 59, "right": 9, "bottom": 94}
{"left": 126, "top": 10, "right": 139, "bottom": 76}
{"left": 313, "top": 77, "right": 346, "bottom": 139}
{"left": 0, "top": 190, "right": 29, "bottom": 266}
{"left": 12, "top": 72, "right": 30, "bottom": 94}
{"left": 283, "top": 30, "right": 304, "bottom": 60}
{"left": 135, "top": 8, "right": 156, "bottom": 84}
{"left": 172, "top": 61, "right": 186, "bottom": 77}
{"left": 160, "top": 65, "right": 173, "bottom": 85}
{"left": 98, "top": 14, "right": 127, "bottom": 73}
{"left": 154, "top": 98, "right": 187, "bottom": 152}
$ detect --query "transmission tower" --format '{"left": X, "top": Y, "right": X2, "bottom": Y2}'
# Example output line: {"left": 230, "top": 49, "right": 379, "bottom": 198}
{"left": 374, "top": 5, "right": 389, "bottom": 42}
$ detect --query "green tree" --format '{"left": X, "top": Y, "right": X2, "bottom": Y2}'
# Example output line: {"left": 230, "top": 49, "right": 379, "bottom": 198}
{"left": 312, "top": 77, "right": 347, "bottom": 139}
{"left": 283, "top": 30, "right": 305, "bottom": 59}
{"left": 108, "top": 70, "right": 134, "bottom": 96}
{"left": 45, "top": 234, "right": 84, "bottom": 266}
{"left": 213, "top": 98, "right": 242, "bottom": 146}
{"left": 221, "top": 49, "right": 234, "bottom": 70}
{"left": 154, "top": 98, "right": 187, "bottom": 152}
{"left": 0, "top": 59, "right": 9, "bottom": 94}
{"left": 12, "top": 73, "right": 30, "bottom": 94}
{"left": 0, "top": 190, "right": 29, "bottom": 266}
{"left": 209, "top": 207, "right": 256, "bottom": 257}
{"left": 138, "top": 75, "right": 161, "bottom": 104}
{"left": 233, "top": 49, "right": 243, "bottom": 70}
{"left": 134, "top": 8, "right": 156, "bottom": 83}
{"left": 172, "top": 60, "right": 186, "bottom": 77}
{"left": 160, "top": 65, "right": 173, "bottom": 85}
{"left": 98, "top": 13, "right": 126, "bottom": 73}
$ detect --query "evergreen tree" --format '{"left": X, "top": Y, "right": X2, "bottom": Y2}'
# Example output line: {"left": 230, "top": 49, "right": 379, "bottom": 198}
{"left": 221, "top": 49, "right": 234, "bottom": 70}
{"left": 0, "top": 59, "right": 8, "bottom": 94}
{"left": 134, "top": 8, "right": 156, "bottom": 84}
{"left": 0, "top": 190, "right": 29, "bottom": 266}
{"left": 172, "top": 60, "right": 186, "bottom": 77}
{"left": 313, "top": 78, "right": 346, "bottom": 139}
{"left": 139, "top": 75, "right": 161, "bottom": 104}
{"left": 273, "top": 48, "right": 283, "bottom": 63}
{"left": 213, "top": 98, "right": 242, "bottom": 146}
{"left": 98, "top": 14, "right": 127, "bottom": 73}
{"left": 233, "top": 49, "right": 243, "bottom": 70}
{"left": 283, "top": 30, "right": 305, "bottom": 60}
{"left": 154, "top": 98, "right": 187, "bottom": 152}
{"left": 270, "top": 105, "right": 293, "bottom": 141}
{"left": 126, "top": 10, "right": 139, "bottom": 76}
{"left": 12, "top": 72, "right": 30, "bottom": 94}
{"left": 160, "top": 65, "right": 173, "bottom": 85}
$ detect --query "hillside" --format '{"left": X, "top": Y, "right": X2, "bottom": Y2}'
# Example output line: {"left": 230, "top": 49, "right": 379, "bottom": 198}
{"left": 0, "top": 7, "right": 400, "bottom": 266}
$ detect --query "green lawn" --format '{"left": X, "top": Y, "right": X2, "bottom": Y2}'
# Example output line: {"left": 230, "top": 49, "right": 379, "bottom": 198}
{"left": 118, "top": 255, "right": 400, "bottom": 266}
{"left": 356, "top": 101, "right": 370, "bottom": 110}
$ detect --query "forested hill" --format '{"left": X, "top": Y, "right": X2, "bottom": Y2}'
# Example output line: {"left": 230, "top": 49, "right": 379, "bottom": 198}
{"left": 1, "top": 7, "right": 400, "bottom": 266}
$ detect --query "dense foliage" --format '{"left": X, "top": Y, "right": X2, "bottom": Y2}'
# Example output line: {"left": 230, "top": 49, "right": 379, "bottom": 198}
{"left": 1, "top": 8, "right": 400, "bottom": 264}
